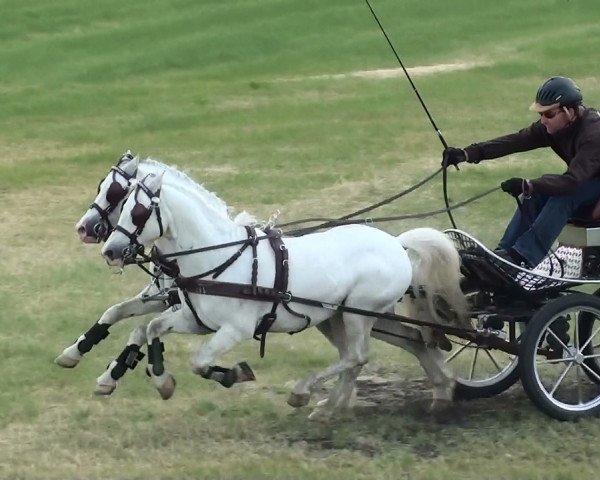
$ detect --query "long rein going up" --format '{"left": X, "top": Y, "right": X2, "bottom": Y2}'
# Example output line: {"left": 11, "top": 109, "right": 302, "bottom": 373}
{"left": 125, "top": 167, "right": 503, "bottom": 353}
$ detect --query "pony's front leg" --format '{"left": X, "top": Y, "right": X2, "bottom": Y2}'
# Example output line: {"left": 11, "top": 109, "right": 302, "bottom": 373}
{"left": 145, "top": 308, "right": 204, "bottom": 400}
{"left": 55, "top": 290, "right": 167, "bottom": 368}
{"left": 190, "top": 323, "right": 256, "bottom": 388}
{"left": 94, "top": 323, "right": 148, "bottom": 396}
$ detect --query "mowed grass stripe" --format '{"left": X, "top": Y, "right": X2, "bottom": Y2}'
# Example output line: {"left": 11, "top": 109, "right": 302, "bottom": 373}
{"left": 2, "top": 1, "right": 600, "bottom": 478}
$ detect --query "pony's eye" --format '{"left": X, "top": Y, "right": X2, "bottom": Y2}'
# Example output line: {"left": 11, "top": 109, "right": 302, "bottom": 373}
{"left": 131, "top": 203, "right": 151, "bottom": 229}
{"left": 106, "top": 182, "right": 128, "bottom": 206}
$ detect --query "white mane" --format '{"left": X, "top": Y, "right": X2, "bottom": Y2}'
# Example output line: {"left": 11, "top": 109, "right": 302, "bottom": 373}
{"left": 140, "top": 158, "right": 258, "bottom": 226}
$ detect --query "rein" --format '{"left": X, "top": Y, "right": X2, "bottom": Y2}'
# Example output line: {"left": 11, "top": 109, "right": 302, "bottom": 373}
{"left": 128, "top": 181, "right": 498, "bottom": 265}
{"left": 279, "top": 167, "right": 443, "bottom": 230}
{"left": 122, "top": 171, "right": 499, "bottom": 341}
{"left": 285, "top": 184, "right": 499, "bottom": 237}
{"left": 154, "top": 233, "right": 279, "bottom": 259}
{"left": 112, "top": 157, "right": 500, "bottom": 355}
{"left": 174, "top": 275, "right": 478, "bottom": 338}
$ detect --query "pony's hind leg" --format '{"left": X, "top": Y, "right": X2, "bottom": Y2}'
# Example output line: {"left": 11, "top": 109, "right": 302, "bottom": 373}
{"left": 189, "top": 323, "right": 256, "bottom": 389}
{"left": 94, "top": 323, "right": 148, "bottom": 396}
{"left": 55, "top": 291, "right": 167, "bottom": 368}
{"left": 145, "top": 308, "right": 205, "bottom": 400}
{"left": 313, "top": 314, "right": 374, "bottom": 420}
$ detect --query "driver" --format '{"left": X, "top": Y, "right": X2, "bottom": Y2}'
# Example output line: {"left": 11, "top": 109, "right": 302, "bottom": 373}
{"left": 443, "top": 76, "right": 600, "bottom": 268}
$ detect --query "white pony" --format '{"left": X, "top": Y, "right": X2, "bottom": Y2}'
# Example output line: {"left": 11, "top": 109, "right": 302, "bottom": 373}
{"left": 101, "top": 166, "right": 468, "bottom": 420}
{"left": 56, "top": 153, "right": 185, "bottom": 394}
{"left": 58, "top": 152, "right": 257, "bottom": 395}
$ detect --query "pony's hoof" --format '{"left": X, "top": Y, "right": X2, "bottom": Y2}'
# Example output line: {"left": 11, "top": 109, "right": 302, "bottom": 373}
{"left": 94, "top": 383, "right": 116, "bottom": 396}
{"left": 429, "top": 399, "right": 463, "bottom": 425}
{"left": 235, "top": 361, "right": 256, "bottom": 382}
{"left": 287, "top": 391, "right": 310, "bottom": 408}
{"left": 55, "top": 353, "right": 80, "bottom": 368}
{"left": 157, "top": 375, "right": 177, "bottom": 400}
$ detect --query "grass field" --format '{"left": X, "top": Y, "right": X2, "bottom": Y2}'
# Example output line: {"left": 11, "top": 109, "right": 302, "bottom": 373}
{"left": 2, "top": 0, "right": 600, "bottom": 479}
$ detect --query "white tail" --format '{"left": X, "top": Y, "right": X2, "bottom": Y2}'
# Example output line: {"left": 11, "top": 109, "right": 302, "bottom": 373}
{"left": 397, "top": 228, "right": 469, "bottom": 332}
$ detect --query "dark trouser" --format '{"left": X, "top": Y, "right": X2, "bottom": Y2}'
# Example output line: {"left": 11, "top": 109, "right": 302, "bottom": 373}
{"left": 498, "top": 179, "right": 600, "bottom": 266}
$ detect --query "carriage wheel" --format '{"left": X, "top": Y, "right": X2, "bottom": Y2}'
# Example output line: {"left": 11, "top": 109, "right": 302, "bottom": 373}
{"left": 577, "top": 287, "right": 600, "bottom": 384}
{"left": 520, "top": 293, "right": 600, "bottom": 421}
{"left": 447, "top": 321, "right": 523, "bottom": 400}
{"left": 443, "top": 287, "right": 522, "bottom": 400}
{"left": 576, "top": 310, "right": 600, "bottom": 384}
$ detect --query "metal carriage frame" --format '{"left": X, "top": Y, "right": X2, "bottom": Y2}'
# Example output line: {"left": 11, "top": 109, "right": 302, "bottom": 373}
{"left": 443, "top": 228, "right": 600, "bottom": 421}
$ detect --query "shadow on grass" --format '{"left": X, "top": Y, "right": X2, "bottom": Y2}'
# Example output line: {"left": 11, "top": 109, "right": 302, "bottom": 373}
{"left": 269, "top": 375, "right": 536, "bottom": 459}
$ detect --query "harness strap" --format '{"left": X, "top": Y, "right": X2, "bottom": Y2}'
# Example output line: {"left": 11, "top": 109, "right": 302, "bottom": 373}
{"left": 171, "top": 227, "right": 256, "bottom": 284}
{"left": 269, "top": 229, "right": 311, "bottom": 331}
{"left": 252, "top": 228, "right": 278, "bottom": 356}
{"left": 169, "top": 227, "right": 310, "bottom": 357}
{"left": 173, "top": 276, "right": 473, "bottom": 336}
{"left": 150, "top": 248, "right": 181, "bottom": 278}
{"left": 182, "top": 289, "right": 215, "bottom": 333}
{"left": 252, "top": 228, "right": 310, "bottom": 356}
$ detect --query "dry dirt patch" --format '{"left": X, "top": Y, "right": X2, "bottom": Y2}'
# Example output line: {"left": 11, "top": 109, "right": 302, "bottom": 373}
{"left": 278, "top": 60, "right": 490, "bottom": 82}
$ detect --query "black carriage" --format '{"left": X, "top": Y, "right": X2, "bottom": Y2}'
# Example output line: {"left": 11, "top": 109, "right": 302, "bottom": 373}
{"left": 443, "top": 214, "right": 600, "bottom": 421}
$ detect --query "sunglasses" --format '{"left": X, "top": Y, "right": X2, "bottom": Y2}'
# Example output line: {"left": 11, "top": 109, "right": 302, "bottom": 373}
{"left": 539, "top": 108, "right": 563, "bottom": 119}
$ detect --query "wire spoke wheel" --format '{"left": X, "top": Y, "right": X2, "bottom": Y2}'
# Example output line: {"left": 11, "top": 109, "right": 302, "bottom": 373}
{"left": 520, "top": 293, "right": 600, "bottom": 421}
{"left": 577, "top": 309, "right": 600, "bottom": 384}
{"left": 447, "top": 317, "right": 522, "bottom": 400}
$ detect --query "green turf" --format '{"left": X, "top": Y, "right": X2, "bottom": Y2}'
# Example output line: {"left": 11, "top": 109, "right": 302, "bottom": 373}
{"left": 2, "top": 0, "right": 600, "bottom": 478}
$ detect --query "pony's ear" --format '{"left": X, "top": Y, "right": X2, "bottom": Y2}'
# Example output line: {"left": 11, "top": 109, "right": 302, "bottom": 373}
{"left": 118, "top": 149, "right": 135, "bottom": 162}
{"left": 120, "top": 154, "right": 139, "bottom": 176}
{"left": 144, "top": 170, "right": 165, "bottom": 193}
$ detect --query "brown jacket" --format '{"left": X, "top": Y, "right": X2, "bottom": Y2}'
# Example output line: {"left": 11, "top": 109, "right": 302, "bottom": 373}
{"left": 464, "top": 107, "right": 600, "bottom": 195}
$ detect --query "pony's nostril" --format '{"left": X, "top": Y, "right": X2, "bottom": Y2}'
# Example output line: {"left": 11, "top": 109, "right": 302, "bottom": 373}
{"left": 77, "top": 225, "right": 86, "bottom": 236}
{"left": 104, "top": 249, "right": 114, "bottom": 261}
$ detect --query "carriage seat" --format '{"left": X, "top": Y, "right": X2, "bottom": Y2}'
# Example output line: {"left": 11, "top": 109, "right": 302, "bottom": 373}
{"left": 558, "top": 197, "right": 600, "bottom": 247}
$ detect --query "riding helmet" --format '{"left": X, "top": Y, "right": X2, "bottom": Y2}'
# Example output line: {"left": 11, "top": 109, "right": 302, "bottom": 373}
{"left": 530, "top": 76, "right": 582, "bottom": 112}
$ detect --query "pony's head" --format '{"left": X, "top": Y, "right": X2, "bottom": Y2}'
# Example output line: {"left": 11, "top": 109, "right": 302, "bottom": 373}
{"left": 102, "top": 171, "right": 165, "bottom": 267}
{"left": 76, "top": 150, "right": 139, "bottom": 243}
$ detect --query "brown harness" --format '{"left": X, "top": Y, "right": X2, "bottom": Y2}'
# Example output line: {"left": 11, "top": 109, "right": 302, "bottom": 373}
{"left": 172, "top": 226, "right": 311, "bottom": 357}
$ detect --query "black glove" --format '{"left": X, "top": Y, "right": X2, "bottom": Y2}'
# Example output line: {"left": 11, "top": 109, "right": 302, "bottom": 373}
{"left": 500, "top": 177, "right": 524, "bottom": 197}
{"left": 442, "top": 147, "right": 467, "bottom": 167}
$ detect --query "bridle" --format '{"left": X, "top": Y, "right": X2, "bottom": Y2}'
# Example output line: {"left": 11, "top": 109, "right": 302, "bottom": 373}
{"left": 113, "top": 175, "right": 164, "bottom": 263}
{"left": 90, "top": 154, "right": 137, "bottom": 240}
